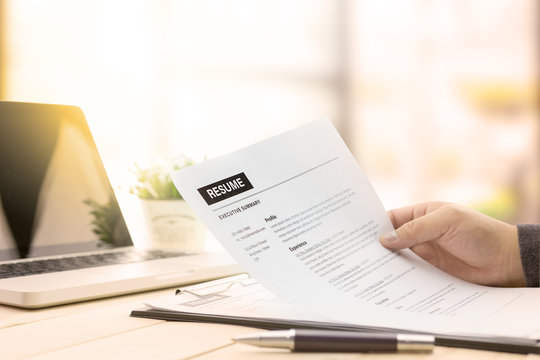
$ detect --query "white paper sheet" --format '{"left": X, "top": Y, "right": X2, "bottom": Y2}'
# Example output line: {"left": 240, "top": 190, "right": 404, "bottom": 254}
{"left": 145, "top": 274, "right": 332, "bottom": 323}
{"left": 171, "top": 120, "right": 540, "bottom": 336}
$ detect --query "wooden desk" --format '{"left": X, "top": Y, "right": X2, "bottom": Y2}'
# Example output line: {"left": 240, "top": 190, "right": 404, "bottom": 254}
{"left": 1, "top": 288, "right": 538, "bottom": 360}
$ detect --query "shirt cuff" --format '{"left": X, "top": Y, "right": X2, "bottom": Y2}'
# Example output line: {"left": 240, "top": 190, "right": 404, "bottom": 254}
{"left": 517, "top": 224, "right": 540, "bottom": 287}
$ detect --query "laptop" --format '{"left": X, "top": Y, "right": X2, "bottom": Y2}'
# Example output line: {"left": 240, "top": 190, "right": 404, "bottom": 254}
{"left": 0, "top": 101, "right": 241, "bottom": 308}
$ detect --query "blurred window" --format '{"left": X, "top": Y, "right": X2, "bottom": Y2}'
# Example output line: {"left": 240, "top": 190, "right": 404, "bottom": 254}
{"left": 2, "top": 0, "right": 538, "bottom": 222}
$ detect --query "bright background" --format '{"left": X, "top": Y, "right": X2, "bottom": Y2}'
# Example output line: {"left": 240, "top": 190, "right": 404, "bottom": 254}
{"left": 1, "top": 0, "right": 538, "bottom": 223}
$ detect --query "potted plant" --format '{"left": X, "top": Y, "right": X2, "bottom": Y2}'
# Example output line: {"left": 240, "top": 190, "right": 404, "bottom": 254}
{"left": 129, "top": 155, "right": 206, "bottom": 252}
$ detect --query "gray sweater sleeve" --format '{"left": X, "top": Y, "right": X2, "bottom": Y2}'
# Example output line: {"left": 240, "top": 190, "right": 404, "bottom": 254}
{"left": 517, "top": 224, "right": 540, "bottom": 287}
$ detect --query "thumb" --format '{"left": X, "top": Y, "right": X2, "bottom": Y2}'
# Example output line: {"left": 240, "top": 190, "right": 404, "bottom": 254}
{"left": 380, "top": 210, "right": 450, "bottom": 250}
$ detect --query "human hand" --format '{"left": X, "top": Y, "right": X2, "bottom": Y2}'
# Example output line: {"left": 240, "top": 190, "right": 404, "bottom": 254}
{"left": 379, "top": 202, "right": 526, "bottom": 287}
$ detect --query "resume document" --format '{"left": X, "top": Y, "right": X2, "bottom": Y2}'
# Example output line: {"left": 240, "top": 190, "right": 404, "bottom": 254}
{"left": 171, "top": 120, "right": 540, "bottom": 337}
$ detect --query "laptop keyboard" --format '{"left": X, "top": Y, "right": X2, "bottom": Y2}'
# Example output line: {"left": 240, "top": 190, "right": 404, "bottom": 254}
{"left": 0, "top": 250, "right": 184, "bottom": 279}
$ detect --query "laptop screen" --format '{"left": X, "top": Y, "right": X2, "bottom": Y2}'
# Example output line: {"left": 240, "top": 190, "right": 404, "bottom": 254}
{"left": 0, "top": 102, "right": 132, "bottom": 261}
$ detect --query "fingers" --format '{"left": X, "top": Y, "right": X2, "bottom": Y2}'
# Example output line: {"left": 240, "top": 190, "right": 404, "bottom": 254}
{"left": 387, "top": 201, "right": 448, "bottom": 229}
{"left": 380, "top": 204, "right": 453, "bottom": 250}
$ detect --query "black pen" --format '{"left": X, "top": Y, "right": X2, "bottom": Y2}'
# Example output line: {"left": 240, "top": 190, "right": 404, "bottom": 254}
{"left": 233, "top": 329, "right": 434, "bottom": 352}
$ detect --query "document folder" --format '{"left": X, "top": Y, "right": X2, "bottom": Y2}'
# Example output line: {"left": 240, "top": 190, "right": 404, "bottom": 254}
{"left": 130, "top": 275, "right": 540, "bottom": 354}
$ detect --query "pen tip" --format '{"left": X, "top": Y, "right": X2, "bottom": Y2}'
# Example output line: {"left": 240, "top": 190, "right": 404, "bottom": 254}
{"left": 231, "top": 335, "right": 260, "bottom": 347}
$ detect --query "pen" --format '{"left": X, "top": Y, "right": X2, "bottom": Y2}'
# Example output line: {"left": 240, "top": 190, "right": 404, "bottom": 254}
{"left": 233, "top": 329, "right": 434, "bottom": 352}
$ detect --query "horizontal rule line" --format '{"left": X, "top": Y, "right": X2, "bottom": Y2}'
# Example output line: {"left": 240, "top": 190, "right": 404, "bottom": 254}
{"left": 212, "top": 156, "right": 339, "bottom": 212}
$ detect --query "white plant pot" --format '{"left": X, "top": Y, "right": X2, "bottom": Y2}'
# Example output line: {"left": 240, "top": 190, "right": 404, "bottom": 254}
{"left": 140, "top": 199, "right": 206, "bottom": 252}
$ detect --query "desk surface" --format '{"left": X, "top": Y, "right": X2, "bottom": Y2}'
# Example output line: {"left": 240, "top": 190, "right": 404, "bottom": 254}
{"left": 1, "top": 287, "right": 538, "bottom": 360}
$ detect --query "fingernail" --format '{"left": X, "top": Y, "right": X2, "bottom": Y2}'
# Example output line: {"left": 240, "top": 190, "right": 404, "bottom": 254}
{"left": 380, "top": 230, "right": 398, "bottom": 245}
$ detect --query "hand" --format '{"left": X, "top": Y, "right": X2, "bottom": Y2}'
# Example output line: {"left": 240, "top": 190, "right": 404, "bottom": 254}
{"left": 379, "top": 202, "right": 526, "bottom": 287}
